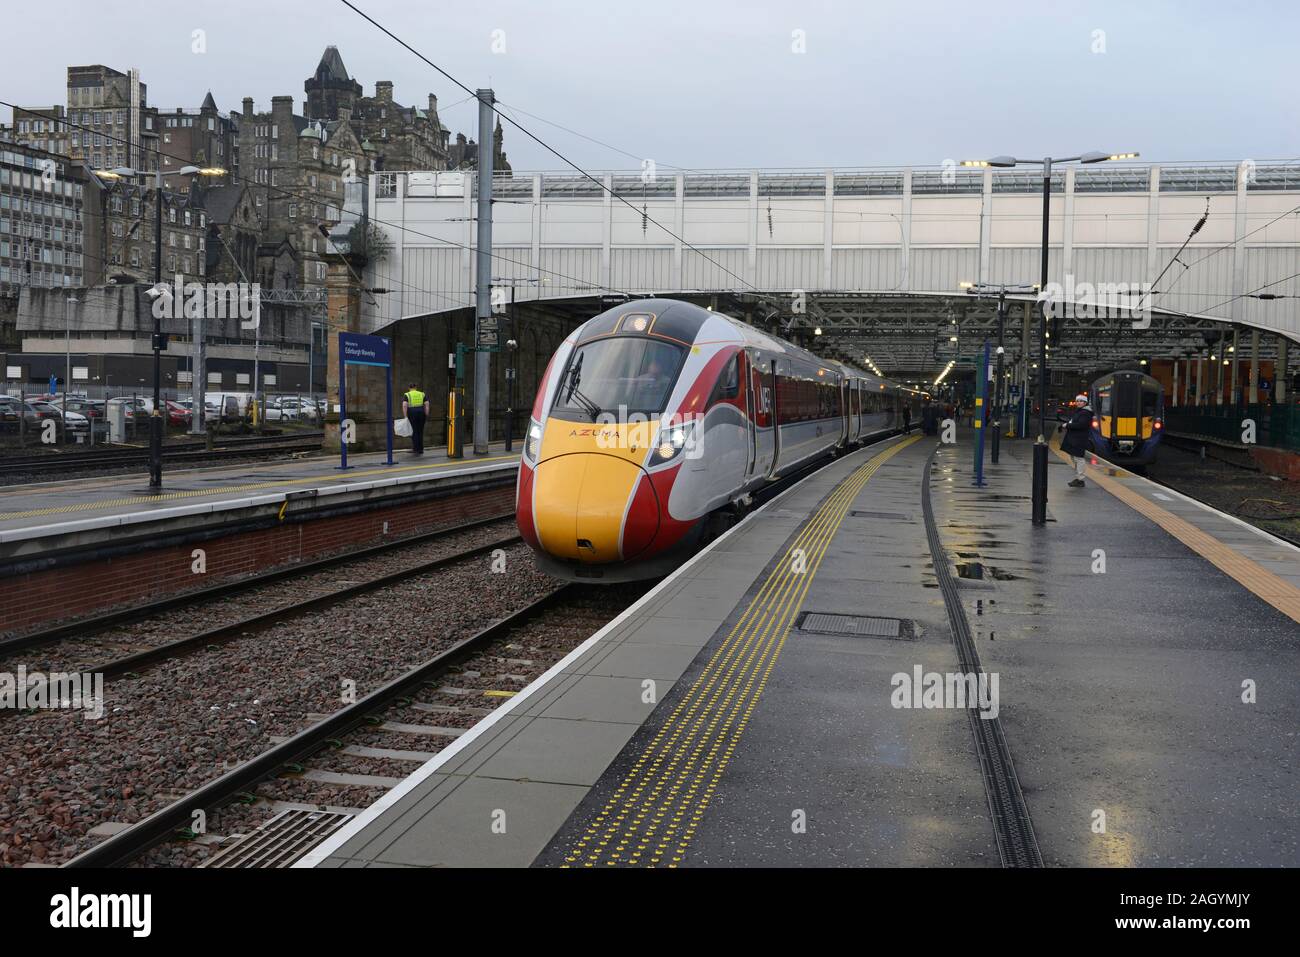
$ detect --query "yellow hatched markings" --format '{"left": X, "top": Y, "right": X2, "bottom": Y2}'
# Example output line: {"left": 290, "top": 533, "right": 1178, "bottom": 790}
{"left": 562, "top": 435, "right": 920, "bottom": 867}
{"left": 0, "top": 455, "right": 518, "bottom": 522}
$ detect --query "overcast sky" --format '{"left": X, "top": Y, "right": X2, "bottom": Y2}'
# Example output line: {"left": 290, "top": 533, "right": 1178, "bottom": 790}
{"left": 6, "top": 0, "right": 1297, "bottom": 171}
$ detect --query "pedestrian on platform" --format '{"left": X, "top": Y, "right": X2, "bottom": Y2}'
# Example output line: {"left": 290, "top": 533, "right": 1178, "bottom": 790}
{"left": 1060, "top": 392, "right": 1093, "bottom": 488}
{"left": 920, "top": 399, "right": 938, "bottom": 436}
{"left": 402, "top": 382, "right": 430, "bottom": 456}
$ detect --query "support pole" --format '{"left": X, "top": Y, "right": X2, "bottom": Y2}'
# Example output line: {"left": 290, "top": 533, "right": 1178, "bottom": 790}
{"left": 190, "top": 308, "right": 205, "bottom": 434}
{"left": 1248, "top": 329, "right": 1259, "bottom": 405}
{"left": 973, "top": 339, "right": 989, "bottom": 487}
{"left": 473, "top": 88, "right": 496, "bottom": 456}
{"left": 1230, "top": 327, "right": 1240, "bottom": 405}
{"left": 1031, "top": 159, "right": 1052, "bottom": 527}
{"left": 1278, "top": 335, "right": 1290, "bottom": 404}
{"left": 149, "top": 168, "right": 164, "bottom": 489}
{"left": 991, "top": 294, "right": 1004, "bottom": 463}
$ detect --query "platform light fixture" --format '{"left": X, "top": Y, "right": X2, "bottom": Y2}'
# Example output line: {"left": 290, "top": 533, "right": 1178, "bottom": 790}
{"left": 960, "top": 148, "right": 1140, "bottom": 526}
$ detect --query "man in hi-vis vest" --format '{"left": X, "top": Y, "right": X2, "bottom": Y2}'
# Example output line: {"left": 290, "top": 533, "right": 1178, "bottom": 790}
{"left": 402, "top": 382, "right": 430, "bottom": 455}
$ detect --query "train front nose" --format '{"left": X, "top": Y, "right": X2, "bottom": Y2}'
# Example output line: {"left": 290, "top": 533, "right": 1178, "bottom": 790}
{"left": 533, "top": 454, "right": 659, "bottom": 563}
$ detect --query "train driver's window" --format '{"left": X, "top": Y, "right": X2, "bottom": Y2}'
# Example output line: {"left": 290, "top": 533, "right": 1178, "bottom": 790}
{"left": 720, "top": 355, "right": 740, "bottom": 399}
{"left": 1099, "top": 391, "right": 1111, "bottom": 416}
{"left": 709, "top": 355, "right": 740, "bottom": 405}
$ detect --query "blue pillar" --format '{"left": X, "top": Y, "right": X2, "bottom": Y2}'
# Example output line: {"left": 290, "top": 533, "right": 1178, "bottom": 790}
{"left": 973, "top": 339, "right": 989, "bottom": 487}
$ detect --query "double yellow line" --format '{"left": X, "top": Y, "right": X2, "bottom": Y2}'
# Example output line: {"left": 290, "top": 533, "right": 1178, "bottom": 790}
{"left": 562, "top": 435, "right": 920, "bottom": 867}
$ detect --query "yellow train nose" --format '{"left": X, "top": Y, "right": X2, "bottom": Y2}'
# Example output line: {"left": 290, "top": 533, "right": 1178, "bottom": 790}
{"left": 533, "top": 454, "right": 653, "bottom": 562}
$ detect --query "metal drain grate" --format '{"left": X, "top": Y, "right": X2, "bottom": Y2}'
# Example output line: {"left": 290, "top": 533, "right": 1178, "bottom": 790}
{"left": 849, "top": 510, "right": 912, "bottom": 521}
{"left": 201, "top": 808, "right": 353, "bottom": 868}
{"left": 797, "top": 612, "right": 913, "bottom": 639}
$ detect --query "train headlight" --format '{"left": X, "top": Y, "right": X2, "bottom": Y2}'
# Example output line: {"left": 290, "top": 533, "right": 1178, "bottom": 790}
{"left": 650, "top": 421, "right": 696, "bottom": 465}
{"left": 524, "top": 419, "right": 544, "bottom": 463}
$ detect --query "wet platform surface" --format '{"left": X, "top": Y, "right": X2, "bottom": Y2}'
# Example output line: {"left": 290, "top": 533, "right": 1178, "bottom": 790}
{"left": 302, "top": 431, "right": 1299, "bottom": 868}
{"left": 0, "top": 443, "right": 519, "bottom": 540}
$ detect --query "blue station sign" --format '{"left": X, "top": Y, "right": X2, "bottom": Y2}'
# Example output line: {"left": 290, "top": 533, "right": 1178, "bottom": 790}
{"left": 340, "top": 332, "right": 392, "bottom": 368}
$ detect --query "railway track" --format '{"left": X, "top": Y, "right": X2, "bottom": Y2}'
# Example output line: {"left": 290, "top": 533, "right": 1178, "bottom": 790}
{"left": 0, "top": 516, "right": 565, "bottom": 867}
{"left": 0, "top": 511, "right": 519, "bottom": 670}
{"left": 0, "top": 431, "right": 323, "bottom": 479}
{"left": 63, "top": 584, "right": 640, "bottom": 868}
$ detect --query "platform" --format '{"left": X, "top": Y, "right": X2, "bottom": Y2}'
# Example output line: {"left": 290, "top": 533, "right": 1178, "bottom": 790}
{"left": 0, "top": 443, "right": 518, "bottom": 549}
{"left": 0, "top": 443, "right": 521, "bottom": 640}
{"left": 301, "top": 430, "right": 1300, "bottom": 868}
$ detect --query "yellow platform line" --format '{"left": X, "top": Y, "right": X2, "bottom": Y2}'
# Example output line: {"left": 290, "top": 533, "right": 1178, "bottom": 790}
{"left": 1058, "top": 448, "right": 1300, "bottom": 624}
{"left": 563, "top": 435, "right": 920, "bottom": 867}
{"left": 0, "top": 455, "right": 518, "bottom": 522}
{"left": 583, "top": 462, "right": 867, "bottom": 866}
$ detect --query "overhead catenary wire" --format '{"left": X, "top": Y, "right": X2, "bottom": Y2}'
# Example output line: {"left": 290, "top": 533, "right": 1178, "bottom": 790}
{"left": 336, "top": 0, "right": 784, "bottom": 308}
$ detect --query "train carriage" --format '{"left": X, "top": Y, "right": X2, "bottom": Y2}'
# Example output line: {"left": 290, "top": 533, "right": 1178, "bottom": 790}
{"left": 516, "top": 298, "right": 920, "bottom": 582}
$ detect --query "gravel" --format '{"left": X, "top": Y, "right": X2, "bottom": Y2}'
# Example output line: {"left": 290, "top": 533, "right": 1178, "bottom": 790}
{"left": 1, "top": 518, "right": 518, "bottom": 673}
{"left": 0, "top": 540, "right": 568, "bottom": 867}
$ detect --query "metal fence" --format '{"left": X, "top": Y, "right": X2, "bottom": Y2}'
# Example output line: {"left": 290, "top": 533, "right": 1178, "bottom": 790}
{"left": 0, "top": 382, "right": 326, "bottom": 449}
{"left": 1165, "top": 403, "right": 1300, "bottom": 452}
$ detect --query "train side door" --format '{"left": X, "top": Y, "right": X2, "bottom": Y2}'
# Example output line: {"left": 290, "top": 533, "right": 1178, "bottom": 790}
{"left": 766, "top": 359, "right": 781, "bottom": 479}
{"left": 743, "top": 351, "right": 757, "bottom": 478}
{"left": 840, "top": 379, "right": 850, "bottom": 445}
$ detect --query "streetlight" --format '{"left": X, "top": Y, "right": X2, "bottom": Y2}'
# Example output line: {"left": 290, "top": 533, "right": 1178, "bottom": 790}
{"left": 96, "top": 164, "right": 226, "bottom": 488}
{"left": 962, "top": 151, "right": 1139, "bottom": 525}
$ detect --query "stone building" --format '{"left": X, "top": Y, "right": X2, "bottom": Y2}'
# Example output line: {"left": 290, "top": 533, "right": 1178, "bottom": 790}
{"left": 65, "top": 65, "right": 158, "bottom": 174}
{"left": 196, "top": 182, "right": 260, "bottom": 284}
{"left": 3, "top": 105, "right": 71, "bottom": 157}
{"left": 237, "top": 94, "right": 372, "bottom": 292}
{"left": 95, "top": 173, "right": 207, "bottom": 284}
{"left": 301, "top": 46, "right": 510, "bottom": 174}
{"left": 156, "top": 92, "right": 237, "bottom": 192}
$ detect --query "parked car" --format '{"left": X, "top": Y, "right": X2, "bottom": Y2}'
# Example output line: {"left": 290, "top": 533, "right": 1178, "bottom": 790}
{"left": 0, "top": 396, "right": 22, "bottom": 434}
{"left": 43, "top": 399, "right": 89, "bottom": 434}
{"left": 61, "top": 397, "right": 105, "bottom": 421}
{"left": 265, "top": 396, "right": 319, "bottom": 423}
{"left": 164, "top": 400, "right": 192, "bottom": 428}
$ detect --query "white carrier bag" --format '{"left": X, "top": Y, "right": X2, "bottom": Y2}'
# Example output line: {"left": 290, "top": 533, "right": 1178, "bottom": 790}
{"left": 394, "top": 417, "right": 413, "bottom": 437}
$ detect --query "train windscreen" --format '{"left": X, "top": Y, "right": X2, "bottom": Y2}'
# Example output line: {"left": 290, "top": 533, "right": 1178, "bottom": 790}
{"left": 551, "top": 337, "right": 685, "bottom": 419}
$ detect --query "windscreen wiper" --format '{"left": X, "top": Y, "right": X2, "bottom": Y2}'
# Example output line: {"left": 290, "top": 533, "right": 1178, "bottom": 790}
{"left": 569, "top": 386, "right": 602, "bottom": 421}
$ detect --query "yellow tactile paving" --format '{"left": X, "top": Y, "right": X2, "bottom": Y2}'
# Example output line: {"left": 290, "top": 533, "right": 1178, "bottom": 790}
{"left": 1058, "top": 448, "right": 1300, "bottom": 624}
{"left": 562, "top": 435, "right": 921, "bottom": 867}
{"left": 0, "top": 455, "right": 518, "bottom": 523}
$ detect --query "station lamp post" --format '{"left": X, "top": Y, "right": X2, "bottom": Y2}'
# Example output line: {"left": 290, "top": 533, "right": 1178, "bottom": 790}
{"left": 962, "top": 151, "right": 1139, "bottom": 526}
{"left": 95, "top": 164, "right": 226, "bottom": 488}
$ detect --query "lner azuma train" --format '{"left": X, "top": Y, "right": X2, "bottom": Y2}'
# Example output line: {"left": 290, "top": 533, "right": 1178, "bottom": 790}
{"left": 1088, "top": 370, "right": 1164, "bottom": 468}
{"left": 516, "top": 298, "right": 923, "bottom": 582}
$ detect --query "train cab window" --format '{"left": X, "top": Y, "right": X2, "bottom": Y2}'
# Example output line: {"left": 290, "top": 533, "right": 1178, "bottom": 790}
{"left": 710, "top": 354, "right": 740, "bottom": 405}
{"left": 1141, "top": 387, "right": 1160, "bottom": 418}
{"left": 1098, "top": 390, "right": 1112, "bottom": 417}
{"left": 552, "top": 337, "right": 684, "bottom": 420}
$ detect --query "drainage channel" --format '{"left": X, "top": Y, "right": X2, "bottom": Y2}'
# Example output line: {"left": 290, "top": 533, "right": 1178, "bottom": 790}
{"left": 921, "top": 445, "right": 1043, "bottom": 869}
